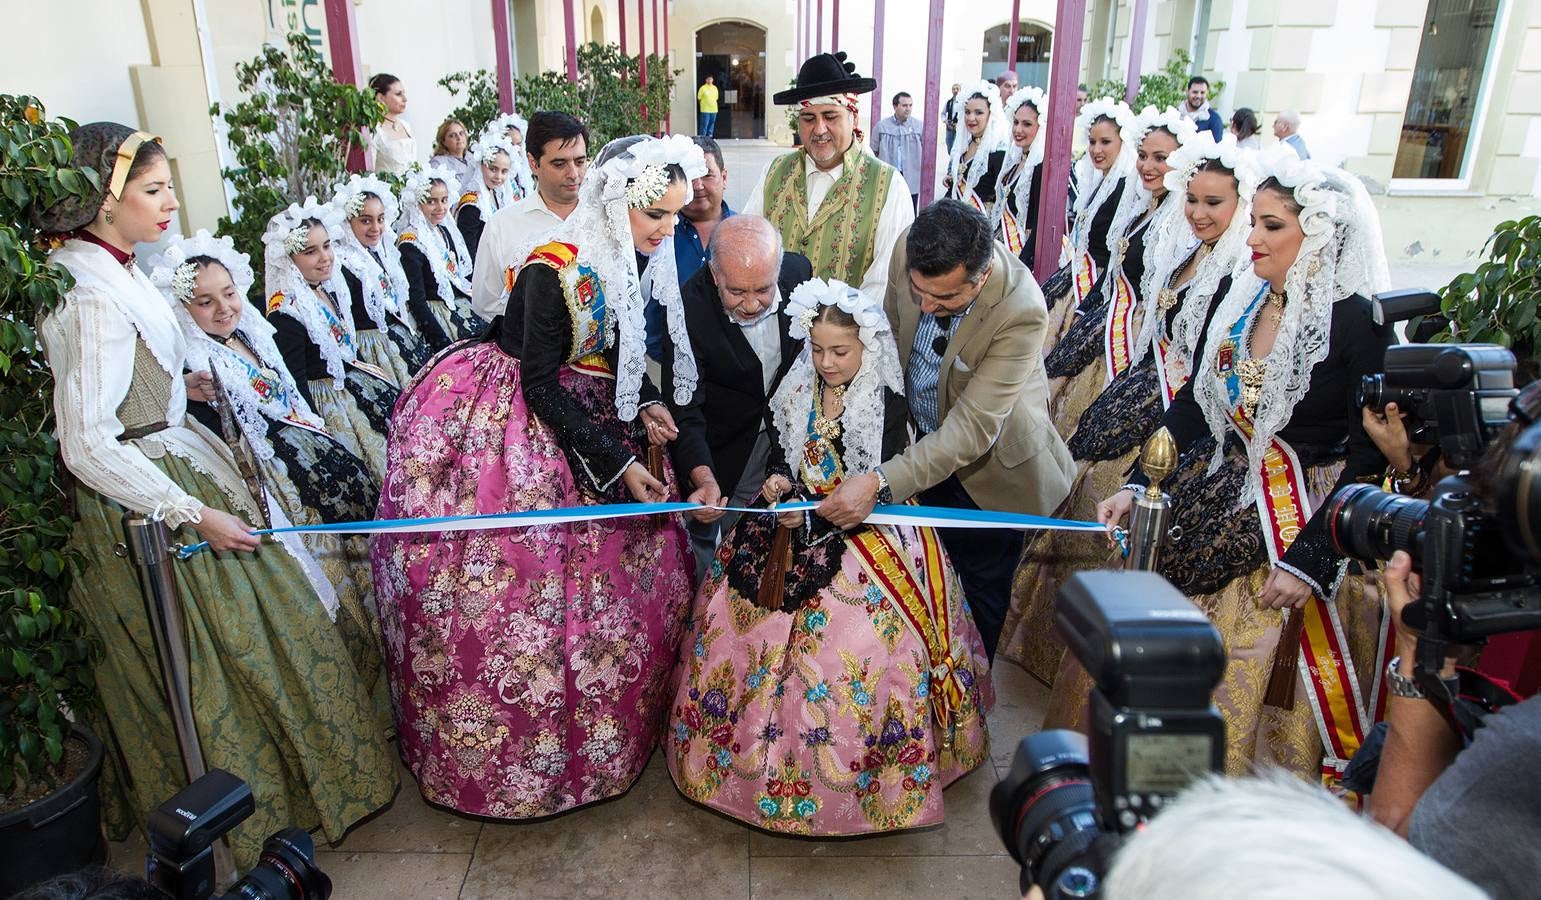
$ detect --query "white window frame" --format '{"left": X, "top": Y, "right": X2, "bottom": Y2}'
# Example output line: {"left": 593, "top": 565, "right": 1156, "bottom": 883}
{"left": 1389, "top": 0, "right": 1513, "bottom": 194}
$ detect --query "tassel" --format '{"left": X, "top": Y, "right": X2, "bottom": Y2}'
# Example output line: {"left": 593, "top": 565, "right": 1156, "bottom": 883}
{"left": 1264, "top": 608, "right": 1306, "bottom": 710}
{"left": 756, "top": 524, "right": 794, "bottom": 611}
{"left": 646, "top": 444, "right": 664, "bottom": 484}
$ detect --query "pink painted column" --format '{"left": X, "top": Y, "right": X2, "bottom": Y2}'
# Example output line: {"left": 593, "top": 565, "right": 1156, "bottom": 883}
{"left": 321, "top": 0, "right": 366, "bottom": 172}
{"left": 638, "top": 0, "right": 649, "bottom": 127}
{"left": 491, "top": 0, "right": 515, "bottom": 113}
{"left": 1006, "top": 0, "right": 1021, "bottom": 72}
{"left": 652, "top": 0, "right": 660, "bottom": 58}
{"left": 664, "top": 0, "right": 671, "bottom": 132}
{"left": 869, "top": 0, "right": 885, "bottom": 136}
{"left": 796, "top": 0, "right": 804, "bottom": 62}
{"left": 1125, "top": 0, "right": 1151, "bottom": 105}
{"left": 917, "top": 0, "right": 945, "bottom": 207}
{"left": 832, "top": 0, "right": 840, "bottom": 49}
{"left": 562, "top": 0, "right": 578, "bottom": 81}
{"left": 620, "top": 0, "right": 628, "bottom": 56}
{"left": 1033, "top": 0, "right": 1087, "bottom": 282}
{"left": 817, "top": 0, "right": 824, "bottom": 54}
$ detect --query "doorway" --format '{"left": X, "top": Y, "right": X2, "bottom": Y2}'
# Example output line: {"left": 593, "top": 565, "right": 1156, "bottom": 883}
{"left": 982, "top": 21, "right": 1053, "bottom": 88}
{"left": 695, "top": 21, "right": 767, "bottom": 139}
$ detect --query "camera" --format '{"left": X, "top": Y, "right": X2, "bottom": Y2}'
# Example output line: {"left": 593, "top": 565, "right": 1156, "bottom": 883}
{"left": 1370, "top": 287, "right": 1451, "bottom": 345}
{"left": 145, "top": 769, "right": 331, "bottom": 900}
{"left": 1356, "top": 343, "right": 1517, "bottom": 468}
{"left": 990, "top": 571, "right": 1226, "bottom": 899}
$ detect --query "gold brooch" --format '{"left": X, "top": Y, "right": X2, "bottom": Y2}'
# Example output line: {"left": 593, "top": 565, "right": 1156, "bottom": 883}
{"left": 1236, "top": 358, "right": 1269, "bottom": 414}
{"left": 1157, "top": 287, "right": 1179, "bottom": 311}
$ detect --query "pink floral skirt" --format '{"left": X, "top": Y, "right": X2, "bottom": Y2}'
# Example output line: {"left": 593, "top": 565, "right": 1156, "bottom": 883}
{"left": 372, "top": 341, "right": 693, "bottom": 818}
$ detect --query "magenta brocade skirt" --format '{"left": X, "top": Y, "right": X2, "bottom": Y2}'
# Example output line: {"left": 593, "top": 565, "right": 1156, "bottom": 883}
{"left": 371, "top": 341, "right": 693, "bottom": 818}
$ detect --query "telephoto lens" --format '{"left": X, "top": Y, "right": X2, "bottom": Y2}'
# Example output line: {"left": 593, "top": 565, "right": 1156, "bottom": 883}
{"left": 223, "top": 828, "right": 331, "bottom": 900}
{"left": 1327, "top": 482, "right": 1427, "bottom": 564}
{"left": 990, "top": 730, "right": 1106, "bottom": 900}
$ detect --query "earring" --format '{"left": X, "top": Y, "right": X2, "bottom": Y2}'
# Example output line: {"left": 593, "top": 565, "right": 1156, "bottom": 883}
{"left": 104, "top": 208, "right": 115, "bottom": 225}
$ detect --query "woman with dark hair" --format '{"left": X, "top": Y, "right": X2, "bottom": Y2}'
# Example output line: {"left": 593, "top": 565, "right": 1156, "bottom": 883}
{"left": 665, "top": 279, "right": 994, "bottom": 835}
{"left": 34, "top": 123, "right": 394, "bottom": 869}
{"left": 395, "top": 164, "right": 485, "bottom": 349}
{"left": 368, "top": 72, "right": 417, "bottom": 175}
{"left": 331, "top": 173, "right": 433, "bottom": 385}
{"left": 943, "top": 80, "right": 1009, "bottom": 217}
{"left": 429, "top": 117, "right": 473, "bottom": 187}
{"left": 453, "top": 137, "right": 518, "bottom": 263}
{"left": 1079, "top": 149, "right": 1396, "bottom": 788}
{"left": 995, "top": 86, "right": 1047, "bottom": 269}
{"left": 1231, "top": 107, "right": 1262, "bottom": 149}
{"left": 373, "top": 134, "right": 711, "bottom": 819}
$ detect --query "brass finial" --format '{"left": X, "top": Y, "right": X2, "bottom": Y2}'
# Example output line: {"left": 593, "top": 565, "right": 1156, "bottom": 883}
{"left": 1140, "top": 427, "right": 1178, "bottom": 501}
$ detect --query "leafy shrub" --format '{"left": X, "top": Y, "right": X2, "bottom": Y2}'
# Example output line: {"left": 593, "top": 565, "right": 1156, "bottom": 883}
{"left": 512, "top": 43, "right": 677, "bottom": 148}
{"left": 438, "top": 69, "right": 502, "bottom": 139}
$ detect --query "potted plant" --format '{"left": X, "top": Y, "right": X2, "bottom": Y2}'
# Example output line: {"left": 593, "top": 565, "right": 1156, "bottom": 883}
{"left": 0, "top": 95, "right": 109, "bottom": 894}
{"left": 1432, "top": 215, "right": 1541, "bottom": 382}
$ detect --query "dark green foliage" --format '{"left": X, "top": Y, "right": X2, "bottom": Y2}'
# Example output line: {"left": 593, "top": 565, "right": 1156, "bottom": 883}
{"left": 511, "top": 43, "right": 677, "bottom": 149}
{"left": 1088, "top": 50, "right": 1226, "bottom": 112}
{"left": 1433, "top": 216, "right": 1541, "bottom": 379}
{"left": 0, "top": 95, "right": 102, "bottom": 797}
{"left": 439, "top": 69, "right": 502, "bottom": 139}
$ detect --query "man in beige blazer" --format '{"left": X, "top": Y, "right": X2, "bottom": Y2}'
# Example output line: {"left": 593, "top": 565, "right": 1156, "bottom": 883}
{"left": 819, "top": 199, "right": 1073, "bottom": 658}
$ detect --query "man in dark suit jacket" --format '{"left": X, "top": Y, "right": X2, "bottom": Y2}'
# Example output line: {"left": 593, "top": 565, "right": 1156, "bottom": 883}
{"left": 662, "top": 215, "right": 815, "bottom": 575}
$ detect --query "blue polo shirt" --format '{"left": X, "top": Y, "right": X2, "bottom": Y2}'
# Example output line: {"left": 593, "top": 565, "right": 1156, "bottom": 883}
{"left": 645, "top": 201, "right": 735, "bottom": 359}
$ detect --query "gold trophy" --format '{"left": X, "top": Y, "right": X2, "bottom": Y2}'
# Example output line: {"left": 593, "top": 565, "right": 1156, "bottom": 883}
{"left": 1126, "top": 427, "right": 1178, "bottom": 571}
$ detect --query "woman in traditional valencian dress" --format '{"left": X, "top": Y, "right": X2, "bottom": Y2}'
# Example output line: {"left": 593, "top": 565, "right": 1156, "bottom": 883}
{"left": 331, "top": 173, "right": 433, "bottom": 386}
{"left": 943, "top": 80, "right": 1008, "bottom": 218}
{"left": 1000, "top": 134, "right": 1256, "bottom": 683}
{"left": 454, "top": 137, "right": 518, "bottom": 264}
{"left": 482, "top": 111, "right": 533, "bottom": 201}
{"left": 36, "top": 123, "right": 394, "bottom": 869}
{"left": 1043, "top": 98, "right": 1136, "bottom": 356}
{"left": 395, "top": 163, "right": 485, "bottom": 351}
{"left": 372, "top": 134, "right": 707, "bottom": 818}
{"left": 1076, "top": 150, "right": 1395, "bottom": 787}
{"left": 264, "top": 198, "right": 400, "bottom": 482}
{"left": 150, "top": 230, "right": 388, "bottom": 716}
{"left": 1044, "top": 106, "right": 1193, "bottom": 441}
{"left": 993, "top": 86, "right": 1046, "bottom": 270}
{"left": 665, "top": 279, "right": 994, "bottom": 836}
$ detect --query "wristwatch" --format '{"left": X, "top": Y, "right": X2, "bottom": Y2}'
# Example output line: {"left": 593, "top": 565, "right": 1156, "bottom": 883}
{"left": 874, "top": 469, "right": 894, "bottom": 506}
{"left": 1385, "top": 656, "right": 1425, "bottom": 699}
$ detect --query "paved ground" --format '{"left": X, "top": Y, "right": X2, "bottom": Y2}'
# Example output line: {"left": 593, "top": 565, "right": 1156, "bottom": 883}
{"left": 108, "top": 660, "right": 1048, "bottom": 899}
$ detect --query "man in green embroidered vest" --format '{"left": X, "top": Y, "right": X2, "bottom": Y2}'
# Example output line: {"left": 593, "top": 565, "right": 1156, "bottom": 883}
{"left": 743, "top": 51, "right": 914, "bottom": 302}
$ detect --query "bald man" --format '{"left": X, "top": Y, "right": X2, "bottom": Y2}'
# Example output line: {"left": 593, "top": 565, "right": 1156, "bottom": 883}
{"left": 662, "top": 215, "right": 814, "bottom": 574}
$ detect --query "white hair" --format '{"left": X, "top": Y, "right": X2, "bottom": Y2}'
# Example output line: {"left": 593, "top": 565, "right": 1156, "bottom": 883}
{"left": 1277, "top": 109, "right": 1302, "bottom": 129}
{"left": 1106, "top": 771, "right": 1487, "bottom": 900}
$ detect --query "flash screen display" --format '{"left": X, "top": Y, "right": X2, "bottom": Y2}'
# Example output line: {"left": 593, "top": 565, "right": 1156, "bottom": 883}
{"left": 1126, "top": 734, "right": 1213, "bottom": 793}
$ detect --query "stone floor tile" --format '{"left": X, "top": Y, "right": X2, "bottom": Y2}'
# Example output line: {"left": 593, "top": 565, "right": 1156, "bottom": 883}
{"left": 332, "top": 763, "right": 482, "bottom": 854}
{"left": 747, "top": 764, "right": 1006, "bottom": 859}
{"left": 749, "top": 853, "right": 1021, "bottom": 899}
{"left": 315, "top": 850, "right": 471, "bottom": 900}
{"left": 987, "top": 661, "right": 1053, "bottom": 769}
{"left": 107, "top": 828, "right": 149, "bottom": 878}
{"left": 459, "top": 752, "right": 749, "bottom": 899}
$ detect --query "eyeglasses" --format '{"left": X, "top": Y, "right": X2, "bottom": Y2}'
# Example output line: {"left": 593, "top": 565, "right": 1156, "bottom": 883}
{"left": 932, "top": 316, "right": 954, "bottom": 357}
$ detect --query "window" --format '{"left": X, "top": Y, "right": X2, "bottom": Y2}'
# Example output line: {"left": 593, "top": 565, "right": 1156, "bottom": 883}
{"left": 981, "top": 21, "right": 1053, "bottom": 88}
{"left": 1393, "top": 0, "right": 1503, "bottom": 182}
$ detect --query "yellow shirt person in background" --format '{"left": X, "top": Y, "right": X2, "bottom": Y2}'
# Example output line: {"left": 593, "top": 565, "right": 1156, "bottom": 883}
{"left": 697, "top": 75, "right": 720, "bottom": 137}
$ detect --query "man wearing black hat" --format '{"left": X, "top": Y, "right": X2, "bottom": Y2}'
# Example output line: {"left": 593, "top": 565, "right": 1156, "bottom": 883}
{"left": 743, "top": 51, "right": 914, "bottom": 302}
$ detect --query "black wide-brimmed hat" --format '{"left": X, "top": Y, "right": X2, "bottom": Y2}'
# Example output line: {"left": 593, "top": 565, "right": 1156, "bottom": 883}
{"left": 773, "top": 52, "right": 877, "bottom": 105}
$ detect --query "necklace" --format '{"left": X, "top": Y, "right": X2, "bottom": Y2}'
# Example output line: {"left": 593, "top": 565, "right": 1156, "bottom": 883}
{"left": 813, "top": 382, "right": 846, "bottom": 441}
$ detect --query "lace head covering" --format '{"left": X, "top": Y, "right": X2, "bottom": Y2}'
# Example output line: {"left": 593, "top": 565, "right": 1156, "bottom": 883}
{"left": 482, "top": 113, "right": 533, "bottom": 199}
{"left": 397, "top": 163, "right": 475, "bottom": 299}
{"left": 460, "top": 137, "right": 520, "bottom": 219}
{"left": 1095, "top": 106, "right": 1196, "bottom": 298}
{"left": 330, "top": 173, "right": 412, "bottom": 331}
{"left": 1069, "top": 98, "right": 1139, "bottom": 261}
{"left": 994, "top": 86, "right": 1047, "bottom": 236}
{"left": 1133, "top": 132, "right": 1259, "bottom": 368}
{"left": 947, "top": 80, "right": 1011, "bottom": 197}
{"left": 149, "top": 230, "right": 326, "bottom": 460}
{"left": 1194, "top": 148, "right": 1391, "bottom": 501}
{"left": 771, "top": 279, "right": 904, "bottom": 481}
{"left": 511, "top": 134, "right": 707, "bottom": 421}
{"left": 262, "top": 196, "right": 356, "bottom": 387}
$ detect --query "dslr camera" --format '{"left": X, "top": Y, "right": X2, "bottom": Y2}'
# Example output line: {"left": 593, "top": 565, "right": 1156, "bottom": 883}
{"left": 990, "top": 571, "right": 1226, "bottom": 899}
{"left": 145, "top": 769, "right": 331, "bottom": 900}
{"left": 1333, "top": 336, "right": 1541, "bottom": 702}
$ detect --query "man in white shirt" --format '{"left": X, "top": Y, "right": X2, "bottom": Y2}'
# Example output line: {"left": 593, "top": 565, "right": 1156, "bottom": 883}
{"left": 470, "top": 111, "right": 591, "bottom": 320}
{"left": 742, "top": 50, "right": 914, "bottom": 303}
{"left": 873, "top": 91, "right": 923, "bottom": 210}
{"left": 661, "top": 215, "right": 814, "bottom": 575}
{"left": 1274, "top": 109, "right": 1311, "bottom": 160}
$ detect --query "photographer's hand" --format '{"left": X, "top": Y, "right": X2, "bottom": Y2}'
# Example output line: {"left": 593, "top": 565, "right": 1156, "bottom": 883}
{"left": 1260, "top": 567, "right": 1313, "bottom": 609}
{"left": 1362, "top": 402, "right": 1414, "bottom": 472}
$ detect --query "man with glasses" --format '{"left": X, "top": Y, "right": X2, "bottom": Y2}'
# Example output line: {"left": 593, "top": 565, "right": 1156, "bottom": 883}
{"left": 816, "top": 199, "right": 1073, "bottom": 660}
{"left": 662, "top": 215, "right": 814, "bottom": 576}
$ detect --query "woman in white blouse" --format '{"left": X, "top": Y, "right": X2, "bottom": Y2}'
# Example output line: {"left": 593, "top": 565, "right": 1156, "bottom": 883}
{"left": 368, "top": 73, "right": 418, "bottom": 175}
{"left": 35, "top": 123, "right": 395, "bottom": 869}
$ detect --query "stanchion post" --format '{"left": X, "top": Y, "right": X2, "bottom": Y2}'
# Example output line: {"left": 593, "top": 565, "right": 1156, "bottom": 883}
{"left": 118, "top": 514, "right": 235, "bottom": 884}
{"left": 1125, "top": 428, "right": 1177, "bottom": 571}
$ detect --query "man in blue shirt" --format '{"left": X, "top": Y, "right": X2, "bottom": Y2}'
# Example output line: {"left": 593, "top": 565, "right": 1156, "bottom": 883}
{"left": 647, "top": 136, "right": 734, "bottom": 360}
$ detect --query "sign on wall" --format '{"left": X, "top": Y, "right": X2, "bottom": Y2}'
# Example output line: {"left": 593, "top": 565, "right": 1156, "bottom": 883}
{"left": 267, "top": 0, "right": 325, "bottom": 49}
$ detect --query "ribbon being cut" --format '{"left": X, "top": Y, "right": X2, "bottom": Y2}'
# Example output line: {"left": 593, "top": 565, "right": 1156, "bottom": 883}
{"left": 176, "top": 501, "right": 1111, "bottom": 558}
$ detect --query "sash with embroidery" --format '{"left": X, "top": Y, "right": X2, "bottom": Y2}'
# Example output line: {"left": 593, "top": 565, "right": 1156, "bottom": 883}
{"left": 1001, "top": 197, "right": 1028, "bottom": 256}
{"left": 1215, "top": 287, "right": 1370, "bottom": 787}
{"left": 1102, "top": 264, "right": 1138, "bottom": 383}
{"left": 525, "top": 241, "right": 614, "bottom": 379}
{"left": 1067, "top": 211, "right": 1098, "bottom": 310}
{"left": 797, "top": 412, "right": 966, "bottom": 738}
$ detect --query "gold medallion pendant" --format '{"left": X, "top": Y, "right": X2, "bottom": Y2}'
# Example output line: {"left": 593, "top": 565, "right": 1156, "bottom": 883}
{"left": 1236, "top": 358, "right": 1269, "bottom": 415}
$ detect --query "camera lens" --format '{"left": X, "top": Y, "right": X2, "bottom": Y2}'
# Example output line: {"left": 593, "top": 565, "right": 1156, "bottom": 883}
{"left": 991, "top": 731, "right": 1103, "bottom": 898}
{"left": 1498, "top": 417, "right": 1541, "bottom": 564}
{"left": 1328, "top": 483, "right": 1427, "bottom": 564}
{"left": 225, "top": 827, "right": 331, "bottom": 900}
{"left": 1356, "top": 374, "right": 1386, "bottom": 410}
